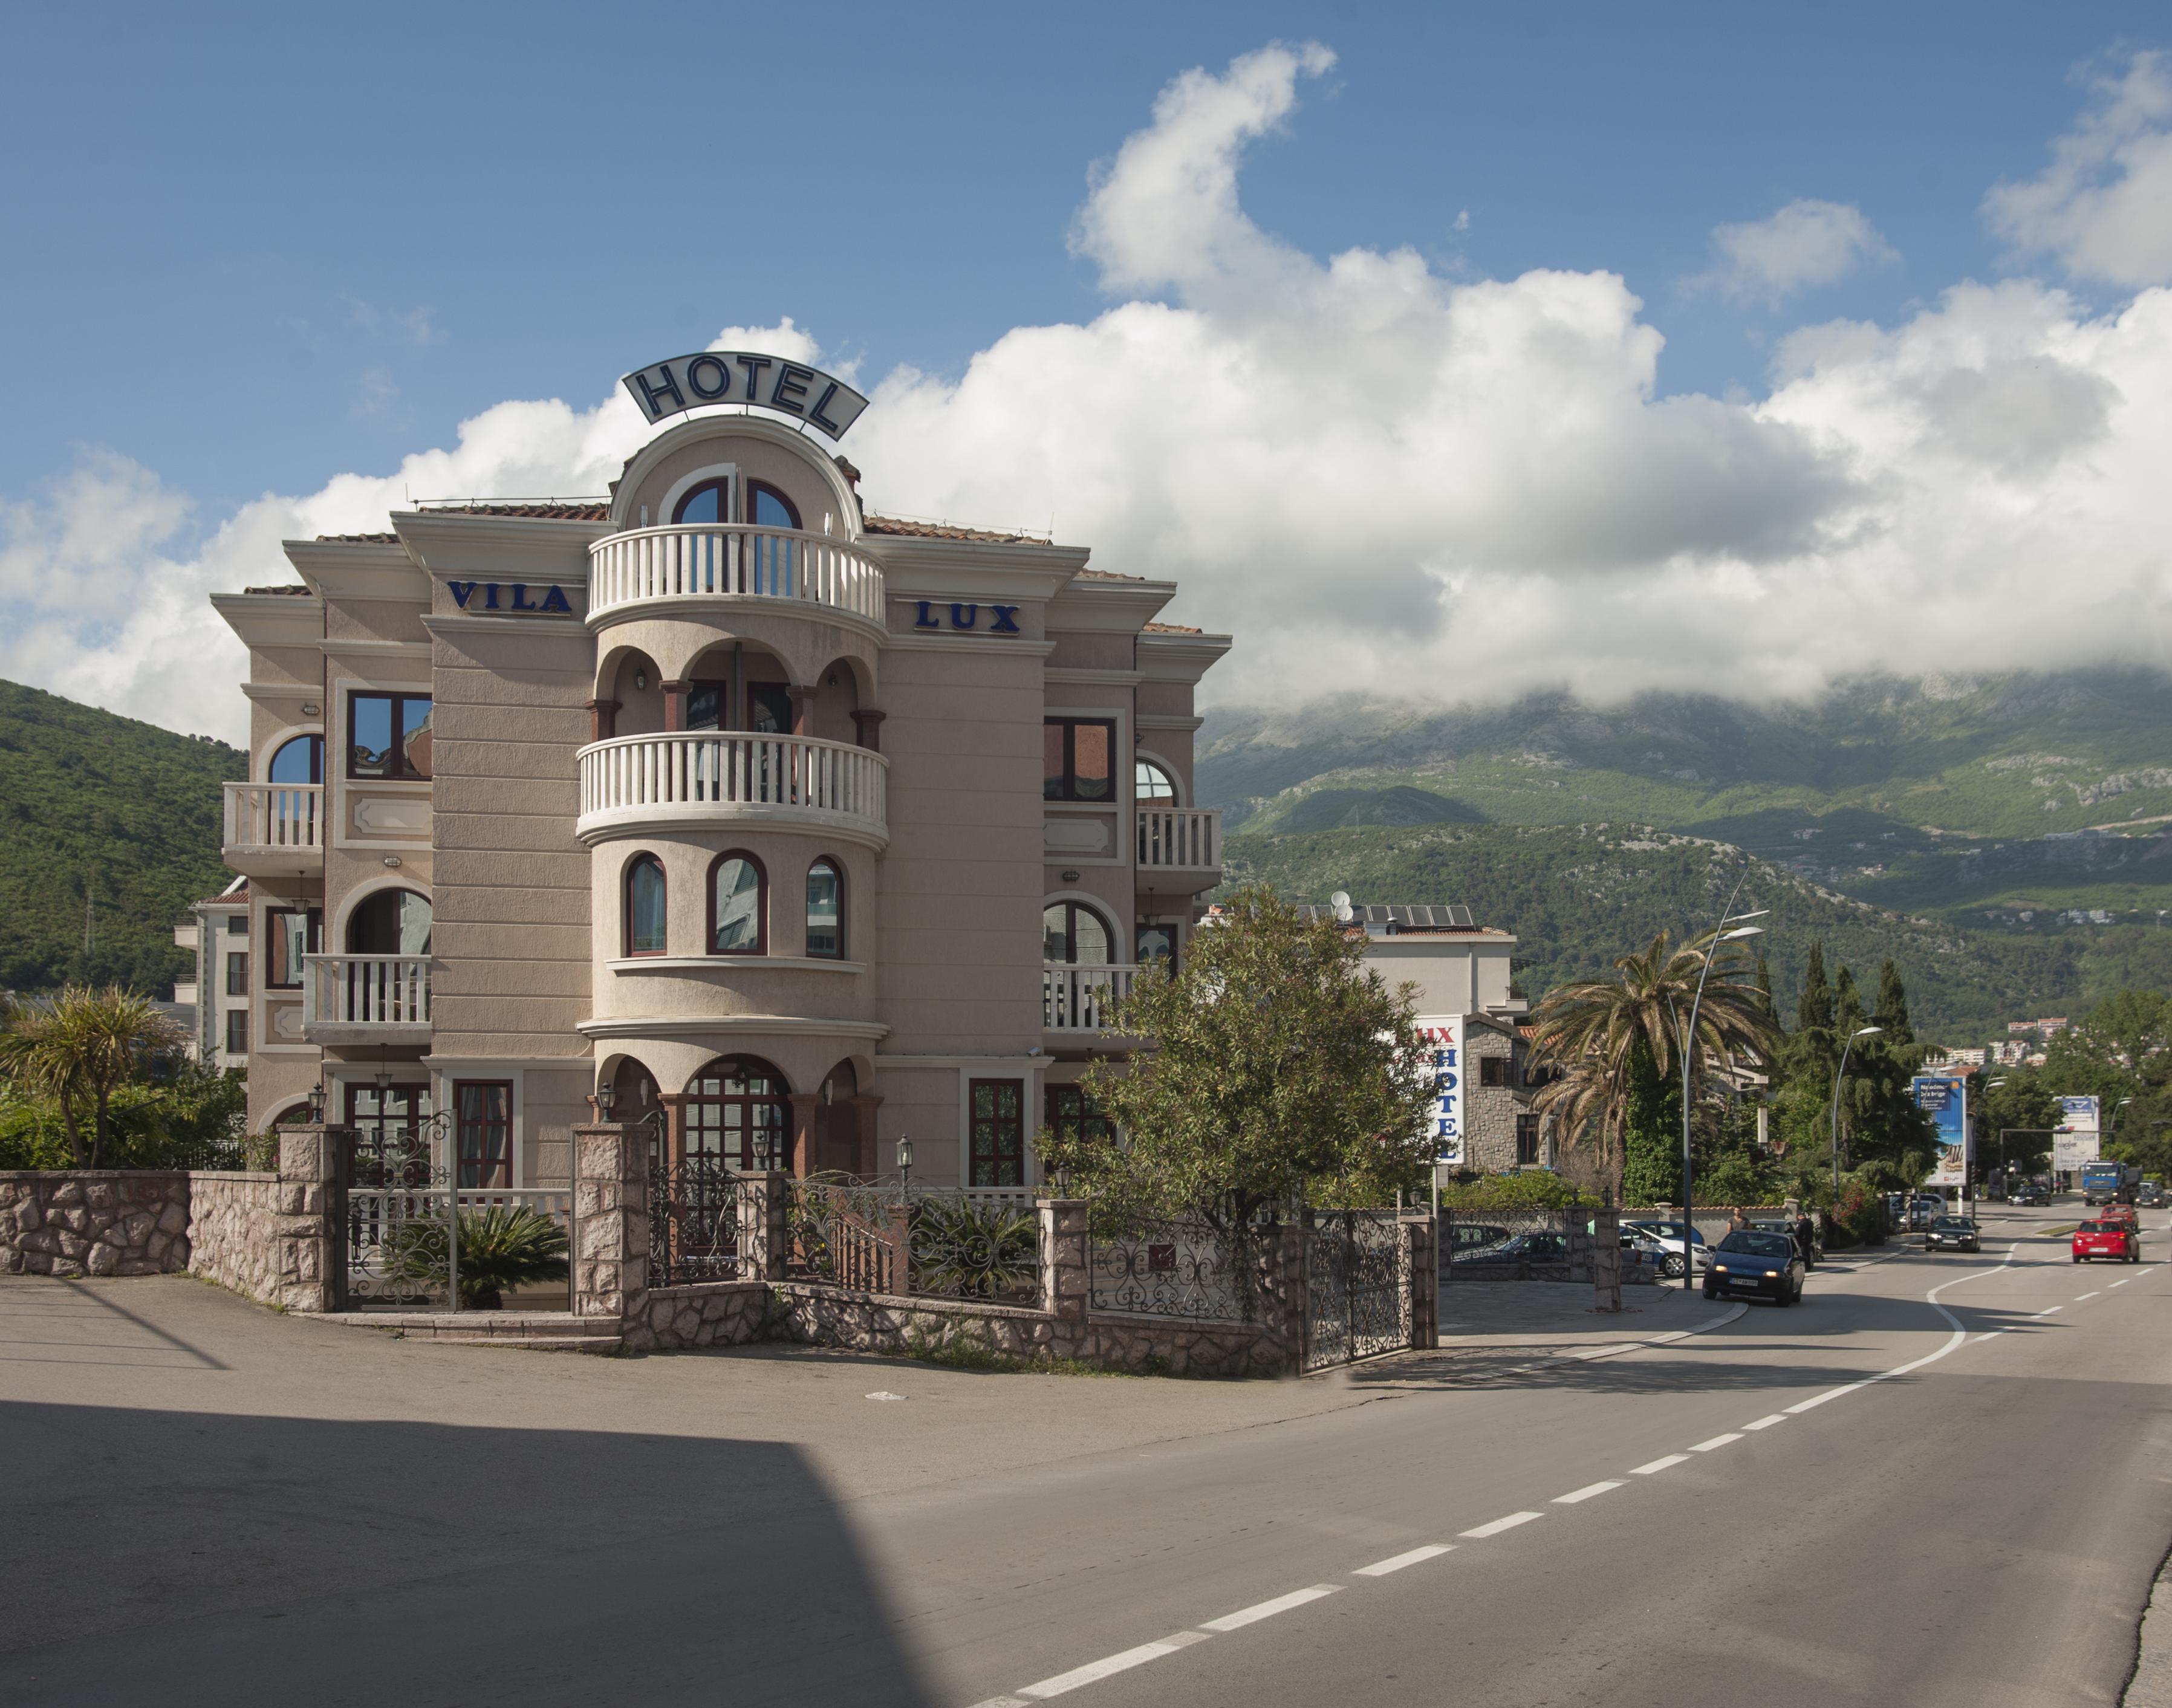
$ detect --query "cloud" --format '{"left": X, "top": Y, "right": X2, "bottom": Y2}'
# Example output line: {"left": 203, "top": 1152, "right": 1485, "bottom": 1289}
{"left": 4, "top": 54, "right": 2170, "bottom": 746}
{"left": 1692, "top": 199, "right": 1899, "bottom": 306}
{"left": 1985, "top": 50, "right": 2172, "bottom": 287}
{"left": 343, "top": 294, "right": 445, "bottom": 346}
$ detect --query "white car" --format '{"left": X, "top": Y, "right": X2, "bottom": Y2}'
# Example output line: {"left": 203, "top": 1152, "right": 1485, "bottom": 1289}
{"left": 1622, "top": 1219, "right": 1715, "bottom": 1275}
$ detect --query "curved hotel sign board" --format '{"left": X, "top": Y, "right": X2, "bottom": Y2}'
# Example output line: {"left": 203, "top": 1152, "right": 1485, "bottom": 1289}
{"left": 621, "top": 351, "right": 871, "bottom": 441}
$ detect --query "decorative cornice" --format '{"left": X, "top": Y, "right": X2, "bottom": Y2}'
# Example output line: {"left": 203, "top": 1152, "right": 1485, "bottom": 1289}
{"left": 882, "top": 633, "right": 1057, "bottom": 658}
{"left": 577, "top": 1015, "right": 890, "bottom": 1041}
{"left": 606, "top": 956, "right": 868, "bottom": 976}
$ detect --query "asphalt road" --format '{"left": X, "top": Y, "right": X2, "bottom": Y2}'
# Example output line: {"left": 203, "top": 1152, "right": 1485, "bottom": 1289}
{"left": 2, "top": 1201, "right": 2165, "bottom": 1707}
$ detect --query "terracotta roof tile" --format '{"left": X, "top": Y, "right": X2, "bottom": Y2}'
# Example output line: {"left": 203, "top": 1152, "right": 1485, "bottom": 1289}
{"left": 242, "top": 584, "right": 315, "bottom": 596}
{"left": 417, "top": 500, "right": 611, "bottom": 520}
{"left": 313, "top": 532, "right": 402, "bottom": 544}
{"left": 862, "top": 513, "right": 1047, "bottom": 543}
{"left": 1142, "top": 621, "right": 1202, "bottom": 634}
{"left": 1074, "top": 567, "right": 1146, "bottom": 582}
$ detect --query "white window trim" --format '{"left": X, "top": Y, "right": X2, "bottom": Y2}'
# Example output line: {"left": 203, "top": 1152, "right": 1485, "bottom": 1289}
{"left": 657, "top": 461, "right": 740, "bottom": 528}
{"left": 1132, "top": 747, "right": 1186, "bottom": 808}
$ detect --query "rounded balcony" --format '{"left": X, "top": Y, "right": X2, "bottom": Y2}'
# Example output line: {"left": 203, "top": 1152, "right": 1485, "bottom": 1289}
{"left": 587, "top": 525, "right": 885, "bottom": 635}
{"left": 576, "top": 731, "right": 888, "bottom": 850}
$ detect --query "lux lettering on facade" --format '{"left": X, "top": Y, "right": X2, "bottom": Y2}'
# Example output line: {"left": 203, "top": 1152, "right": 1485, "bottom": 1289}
{"left": 912, "top": 600, "right": 1021, "bottom": 634}
{"left": 620, "top": 351, "right": 872, "bottom": 443}
{"left": 447, "top": 580, "right": 574, "bottom": 615}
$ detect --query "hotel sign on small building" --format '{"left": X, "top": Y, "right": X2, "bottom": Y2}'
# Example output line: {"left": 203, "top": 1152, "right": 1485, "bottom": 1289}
{"left": 1419, "top": 1015, "right": 1466, "bottom": 1164}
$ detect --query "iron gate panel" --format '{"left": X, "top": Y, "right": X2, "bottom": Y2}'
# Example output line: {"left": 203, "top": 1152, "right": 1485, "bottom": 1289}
{"left": 650, "top": 1156, "right": 746, "bottom": 1286}
{"left": 1305, "top": 1209, "right": 1408, "bottom": 1371}
{"left": 343, "top": 1122, "right": 454, "bottom": 1309}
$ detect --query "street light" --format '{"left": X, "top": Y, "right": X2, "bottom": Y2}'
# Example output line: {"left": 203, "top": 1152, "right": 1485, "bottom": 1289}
{"left": 1679, "top": 904, "right": 1767, "bottom": 1291}
{"left": 1832, "top": 1025, "right": 1882, "bottom": 1210}
{"left": 897, "top": 1134, "right": 914, "bottom": 1195}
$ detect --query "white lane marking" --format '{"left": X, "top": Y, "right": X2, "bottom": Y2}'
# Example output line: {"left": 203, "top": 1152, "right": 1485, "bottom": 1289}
{"left": 1553, "top": 1481, "right": 1624, "bottom": 1505}
{"left": 1649, "top": 1331, "right": 1692, "bottom": 1343}
{"left": 1012, "top": 1632, "right": 1213, "bottom": 1700}
{"left": 2076, "top": 1291, "right": 2101, "bottom": 1300}
{"left": 1742, "top": 1414, "right": 1788, "bottom": 1430}
{"left": 1568, "top": 1343, "right": 1642, "bottom": 1361}
{"left": 970, "top": 1697, "right": 1034, "bottom": 1707}
{"left": 2112, "top": 1279, "right": 2131, "bottom": 1287}
{"left": 1198, "top": 1586, "right": 1339, "bottom": 1632}
{"left": 1690, "top": 1432, "right": 1743, "bottom": 1452}
{"left": 1786, "top": 1383, "right": 1864, "bottom": 1414}
{"left": 1977, "top": 1330, "right": 2007, "bottom": 1342}
{"left": 1353, "top": 1544, "right": 1453, "bottom": 1577}
{"left": 1460, "top": 1511, "right": 1545, "bottom": 1538}
{"left": 1631, "top": 1453, "right": 1691, "bottom": 1475}
{"left": 2035, "top": 1306, "right": 2063, "bottom": 1317}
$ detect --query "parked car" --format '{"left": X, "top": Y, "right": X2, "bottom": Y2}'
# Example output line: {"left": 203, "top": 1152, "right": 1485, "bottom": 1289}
{"left": 1926, "top": 1215, "right": 1981, "bottom": 1253}
{"left": 2007, "top": 1183, "right": 2050, "bottom": 1207}
{"left": 1749, "top": 1215, "right": 1821, "bottom": 1265}
{"left": 1622, "top": 1219, "right": 1714, "bottom": 1272}
{"left": 1703, "top": 1230, "right": 1807, "bottom": 1305}
{"left": 1442, "top": 1222, "right": 1513, "bottom": 1262}
{"left": 2101, "top": 1203, "right": 2139, "bottom": 1232}
{"left": 2072, "top": 1220, "right": 2139, "bottom": 1264}
{"left": 1908, "top": 1198, "right": 1943, "bottom": 1232}
{"left": 1621, "top": 1228, "right": 1686, "bottom": 1278}
{"left": 1459, "top": 1231, "right": 1571, "bottom": 1267}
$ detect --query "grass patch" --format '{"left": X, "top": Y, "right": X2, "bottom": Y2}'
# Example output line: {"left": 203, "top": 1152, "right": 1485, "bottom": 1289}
{"left": 902, "top": 1337, "right": 1139, "bottom": 1378}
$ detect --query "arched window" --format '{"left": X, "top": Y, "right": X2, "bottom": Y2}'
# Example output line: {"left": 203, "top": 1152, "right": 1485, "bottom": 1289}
{"left": 1042, "top": 900, "right": 1113, "bottom": 965}
{"left": 346, "top": 888, "right": 432, "bottom": 955}
{"left": 673, "top": 478, "right": 730, "bottom": 525}
{"left": 625, "top": 854, "right": 668, "bottom": 956}
{"left": 684, "top": 1055, "right": 791, "bottom": 1171}
{"left": 709, "top": 852, "right": 766, "bottom": 955}
{"left": 268, "top": 734, "right": 324, "bottom": 785}
{"left": 1134, "top": 757, "right": 1177, "bottom": 803}
{"left": 748, "top": 481, "right": 801, "bottom": 530}
{"left": 806, "top": 859, "right": 844, "bottom": 958}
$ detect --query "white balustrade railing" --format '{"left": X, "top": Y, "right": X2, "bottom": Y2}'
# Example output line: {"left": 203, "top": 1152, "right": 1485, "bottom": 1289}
{"left": 587, "top": 525, "right": 885, "bottom": 624}
{"left": 577, "top": 732, "right": 887, "bottom": 832}
{"left": 1044, "top": 963, "right": 1139, "bottom": 1031}
{"left": 224, "top": 782, "right": 324, "bottom": 854}
{"left": 1137, "top": 807, "right": 1221, "bottom": 870}
{"left": 304, "top": 954, "right": 432, "bottom": 1031}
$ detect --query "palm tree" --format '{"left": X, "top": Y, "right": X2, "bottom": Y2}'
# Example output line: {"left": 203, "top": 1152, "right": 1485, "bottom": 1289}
{"left": 0, "top": 987, "right": 186, "bottom": 1167}
{"left": 1526, "top": 929, "right": 1777, "bottom": 1196}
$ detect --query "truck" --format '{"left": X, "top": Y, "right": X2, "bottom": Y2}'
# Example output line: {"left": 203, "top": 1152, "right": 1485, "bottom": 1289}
{"left": 2081, "top": 1161, "right": 2141, "bottom": 1206}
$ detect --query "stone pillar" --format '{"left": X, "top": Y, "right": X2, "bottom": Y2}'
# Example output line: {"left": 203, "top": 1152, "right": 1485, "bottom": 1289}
{"left": 1270, "top": 1219, "right": 1310, "bottom": 1377}
{"left": 661, "top": 680, "right": 690, "bottom": 732}
{"left": 787, "top": 1093, "right": 820, "bottom": 1178}
{"left": 275, "top": 1125, "right": 342, "bottom": 1313}
{"left": 738, "top": 1171, "right": 791, "bottom": 1282}
{"left": 787, "top": 684, "right": 816, "bottom": 736}
{"left": 585, "top": 698, "right": 619, "bottom": 741}
{"left": 1038, "top": 1198, "right": 1090, "bottom": 1356}
{"left": 1591, "top": 1206, "right": 1622, "bottom": 1313}
{"left": 851, "top": 709, "right": 885, "bottom": 753}
{"left": 572, "top": 1123, "right": 646, "bottom": 1323}
{"left": 1400, "top": 1212, "right": 1438, "bottom": 1350}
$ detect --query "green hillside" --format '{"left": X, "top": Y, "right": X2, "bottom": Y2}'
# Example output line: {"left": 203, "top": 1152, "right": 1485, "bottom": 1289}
{"left": 1221, "top": 822, "right": 2172, "bottom": 1041}
{"left": 0, "top": 680, "right": 244, "bottom": 995}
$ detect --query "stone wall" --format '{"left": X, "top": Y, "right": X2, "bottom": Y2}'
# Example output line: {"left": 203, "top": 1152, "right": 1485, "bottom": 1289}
{"left": 186, "top": 1173, "right": 284, "bottom": 1304}
{"left": 0, "top": 1172, "right": 192, "bottom": 1277}
{"left": 626, "top": 1280, "right": 773, "bottom": 1352}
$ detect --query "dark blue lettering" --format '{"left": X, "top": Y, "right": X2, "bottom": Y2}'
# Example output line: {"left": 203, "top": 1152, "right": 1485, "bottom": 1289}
{"left": 539, "top": 585, "right": 573, "bottom": 614}
{"left": 950, "top": 603, "right": 978, "bottom": 630}
{"left": 510, "top": 584, "right": 537, "bottom": 611}
{"left": 771, "top": 363, "right": 814, "bottom": 414}
{"left": 483, "top": 583, "right": 501, "bottom": 610}
{"left": 914, "top": 600, "right": 940, "bottom": 630}
{"left": 989, "top": 603, "right": 1021, "bottom": 634}
{"left": 735, "top": 355, "right": 772, "bottom": 401}
{"left": 809, "top": 381, "right": 844, "bottom": 434}
{"left": 631, "top": 363, "right": 686, "bottom": 418}
{"left": 685, "top": 354, "right": 732, "bottom": 400}
{"left": 447, "top": 580, "right": 478, "bottom": 609}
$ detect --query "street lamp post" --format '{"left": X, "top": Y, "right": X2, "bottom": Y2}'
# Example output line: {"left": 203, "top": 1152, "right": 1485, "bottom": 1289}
{"left": 1831, "top": 1025, "right": 1882, "bottom": 1213}
{"left": 1679, "top": 907, "right": 1767, "bottom": 1291}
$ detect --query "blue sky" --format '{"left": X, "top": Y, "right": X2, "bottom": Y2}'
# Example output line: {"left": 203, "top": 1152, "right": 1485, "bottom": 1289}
{"left": 5, "top": 3, "right": 2171, "bottom": 738}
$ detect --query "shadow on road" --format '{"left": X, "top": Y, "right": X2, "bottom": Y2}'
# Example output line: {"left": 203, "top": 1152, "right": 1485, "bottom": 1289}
{"left": 0, "top": 1401, "right": 935, "bottom": 1708}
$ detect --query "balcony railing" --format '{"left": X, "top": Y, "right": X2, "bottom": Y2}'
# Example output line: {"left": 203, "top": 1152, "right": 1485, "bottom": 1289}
{"left": 223, "top": 783, "right": 324, "bottom": 863}
{"left": 576, "top": 731, "right": 888, "bottom": 843}
{"left": 1137, "top": 807, "right": 1221, "bottom": 872}
{"left": 302, "top": 955, "right": 432, "bottom": 1042}
{"left": 1044, "top": 963, "right": 1138, "bottom": 1032}
{"left": 587, "top": 525, "right": 885, "bottom": 626}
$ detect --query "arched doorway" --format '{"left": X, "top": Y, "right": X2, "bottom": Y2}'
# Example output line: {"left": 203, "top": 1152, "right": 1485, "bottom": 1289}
{"left": 683, "top": 1055, "right": 790, "bottom": 1171}
{"left": 347, "top": 888, "right": 432, "bottom": 955}
{"left": 815, "top": 1060, "right": 863, "bottom": 1176}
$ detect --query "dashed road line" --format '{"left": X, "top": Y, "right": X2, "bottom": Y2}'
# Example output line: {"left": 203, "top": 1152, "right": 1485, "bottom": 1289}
{"left": 1690, "top": 1432, "right": 1743, "bottom": 1452}
{"left": 2034, "top": 1306, "right": 2063, "bottom": 1317}
{"left": 2112, "top": 1279, "right": 2131, "bottom": 1288}
{"left": 1460, "top": 1512, "right": 1544, "bottom": 1539}
{"left": 1631, "top": 1453, "right": 1691, "bottom": 1474}
{"left": 996, "top": 1632, "right": 1216, "bottom": 1703}
{"left": 1553, "top": 1481, "right": 1623, "bottom": 1505}
{"left": 2076, "top": 1291, "right": 2101, "bottom": 1300}
{"left": 1199, "top": 1586, "right": 1340, "bottom": 1632}
{"left": 1353, "top": 1544, "right": 1452, "bottom": 1577}
{"left": 1742, "top": 1414, "right": 1787, "bottom": 1430}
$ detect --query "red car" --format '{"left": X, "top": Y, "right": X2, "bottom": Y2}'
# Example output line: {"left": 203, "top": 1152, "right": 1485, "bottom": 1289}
{"left": 2072, "top": 1220, "right": 2138, "bottom": 1263}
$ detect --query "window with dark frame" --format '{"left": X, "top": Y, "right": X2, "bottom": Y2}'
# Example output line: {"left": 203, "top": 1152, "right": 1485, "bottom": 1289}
{"left": 1045, "top": 1084, "right": 1113, "bottom": 1152}
{"left": 625, "top": 855, "right": 668, "bottom": 956}
{"left": 1515, "top": 1114, "right": 1541, "bottom": 1167}
{"left": 1479, "top": 1055, "right": 1509, "bottom": 1088}
{"left": 348, "top": 691, "right": 434, "bottom": 780}
{"left": 1134, "top": 757, "right": 1177, "bottom": 802}
{"left": 224, "top": 1010, "right": 248, "bottom": 1055}
{"left": 805, "top": 859, "right": 843, "bottom": 957}
{"left": 709, "top": 853, "right": 766, "bottom": 955}
{"left": 970, "top": 1079, "right": 1027, "bottom": 1188}
{"left": 455, "top": 1081, "right": 513, "bottom": 1189}
{"left": 268, "top": 733, "right": 324, "bottom": 785}
{"left": 1043, "top": 900, "right": 1113, "bottom": 965}
{"left": 226, "top": 951, "right": 249, "bottom": 996}
{"left": 1044, "top": 718, "right": 1117, "bottom": 802}
{"left": 265, "top": 907, "right": 322, "bottom": 989}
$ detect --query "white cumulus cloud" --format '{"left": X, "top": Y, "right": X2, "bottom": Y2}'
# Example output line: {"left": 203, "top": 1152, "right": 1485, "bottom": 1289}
{"left": 1694, "top": 199, "right": 1899, "bottom": 306}
{"left": 1985, "top": 50, "right": 2172, "bottom": 287}
{"left": 4, "top": 50, "right": 2170, "bottom": 747}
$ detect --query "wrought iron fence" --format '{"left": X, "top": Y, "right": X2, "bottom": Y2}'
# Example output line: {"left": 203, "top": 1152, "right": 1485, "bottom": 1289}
{"left": 787, "top": 1178, "right": 905, "bottom": 1294}
{"left": 1305, "top": 1209, "right": 1408, "bottom": 1371}
{"left": 649, "top": 1157, "right": 749, "bottom": 1287}
{"left": 345, "top": 1122, "right": 454, "bottom": 1309}
{"left": 1439, "top": 1207, "right": 1577, "bottom": 1281}
{"left": 782, "top": 1178, "right": 1044, "bottom": 1303}
{"left": 1088, "top": 1212, "right": 1255, "bottom": 1322}
{"left": 909, "top": 1193, "right": 1040, "bottom": 1304}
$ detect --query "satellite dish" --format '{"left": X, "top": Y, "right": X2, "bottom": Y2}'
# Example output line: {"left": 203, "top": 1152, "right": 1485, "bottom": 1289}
{"left": 1330, "top": 891, "right": 1350, "bottom": 908}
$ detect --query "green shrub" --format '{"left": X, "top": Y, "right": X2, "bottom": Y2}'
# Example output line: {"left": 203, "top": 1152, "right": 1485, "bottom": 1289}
{"left": 383, "top": 1205, "right": 570, "bottom": 1309}
{"left": 1436, "top": 1171, "right": 1598, "bottom": 1212}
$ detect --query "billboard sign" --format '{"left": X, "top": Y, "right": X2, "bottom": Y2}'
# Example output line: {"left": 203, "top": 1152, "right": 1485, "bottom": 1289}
{"left": 1417, "top": 1016, "right": 1466, "bottom": 1166}
{"left": 1912, "top": 1074, "right": 1968, "bottom": 1188}
{"left": 2054, "top": 1094, "right": 2102, "bottom": 1172}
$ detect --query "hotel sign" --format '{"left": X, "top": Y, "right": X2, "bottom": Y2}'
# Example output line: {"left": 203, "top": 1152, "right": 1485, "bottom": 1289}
{"left": 622, "top": 351, "right": 871, "bottom": 441}
{"left": 1417, "top": 1016, "right": 1465, "bottom": 1164}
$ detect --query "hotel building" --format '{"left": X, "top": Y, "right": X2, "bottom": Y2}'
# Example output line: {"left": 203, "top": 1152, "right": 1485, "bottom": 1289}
{"left": 213, "top": 359, "right": 1229, "bottom": 1189}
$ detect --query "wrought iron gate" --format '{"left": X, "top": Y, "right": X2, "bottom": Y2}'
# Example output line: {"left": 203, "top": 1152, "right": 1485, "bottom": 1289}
{"left": 1305, "top": 1209, "right": 1408, "bottom": 1371}
{"left": 342, "top": 1120, "right": 455, "bottom": 1310}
